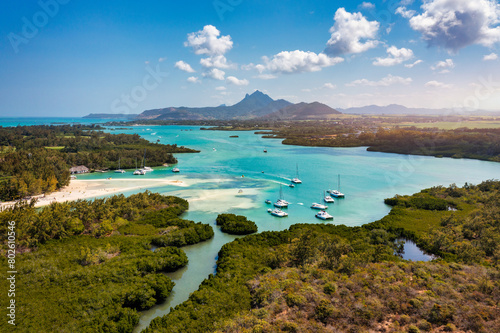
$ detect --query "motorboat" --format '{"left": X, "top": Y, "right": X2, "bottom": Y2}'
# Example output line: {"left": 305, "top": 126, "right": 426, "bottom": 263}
{"left": 324, "top": 191, "right": 335, "bottom": 203}
{"left": 315, "top": 210, "right": 333, "bottom": 220}
{"left": 311, "top": 202, "right": 328, "bottom": 210}
{"left": 265, "top": 199, "right": 272, "bottom": 204}
{"left": 268, "top": 208, "right": 288, "bottom": 217}
{"left": 172, "top": 167, "right": 180, "bottom": 173}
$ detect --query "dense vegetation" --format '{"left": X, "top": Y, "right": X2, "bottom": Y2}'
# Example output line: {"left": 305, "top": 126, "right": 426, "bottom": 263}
{"left": 0, "top": 125, "right": 198, "bottom": 201}
{"left": 197, "top": 119, "right": 500, "bottom": 162}
{"left": 216, "top": 213, "right": 258, "bottom": 235}
{"left": 0, "top": 192, "right": 214, "bottom": 332}
{"left": 144, "top": 181, "right": 500, "bottom": 333}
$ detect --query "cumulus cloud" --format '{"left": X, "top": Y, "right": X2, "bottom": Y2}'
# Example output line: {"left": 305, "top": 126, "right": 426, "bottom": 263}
{"left": 373, "top": 46, "right": 414, "bottom": 66}
{"left": 360, "top": 2, "right": 375, "bottom": 9}
{"left": 325, "top": 8, "right": 380, "bottom": 56}
{"left": 158, "top": 57, "right": 167, "bottom": 63}
{"left": 185, "top": 25, "right": 233, "bottom": 56}
{"left": 425, "top": 80, "right": 453, "bottom": 88}
{"left": 200, "top": 55, "right": 233, "bottom": 69}
{"left": 395, "top": 7, "right": 416, "bottom": 19}
{"left": 323, "top": 83, "right": 337, "bottom": 89}
{"left": 175, "top": 61, "right": 196, "bottom": 73}
{"left": 409, "top": 0, "right": 500, "bottom": 52}
{"left": 262, "top": 50, "right": 344, "bottom": 74}
{"left": 187, "top": 76, "right": 200, "bottom": 83}
{"left": 431, "top": 59, "right": 455, "bottom": 73}
{"left": 483, "top": 52, "right": 498, "bottom": 60}
{"left": 405, "top": 59, "right": 423, "bottom": 68}
{"left": 226, "top": 76, "right": 249, "bottom": 86}
{"left": 202, "top": 68, "right": 225, "bottom": 80}
{"left": 215, "top": 86, "right": 226, "bottom": 91}
{"left": 346, "top": 74, "right": 412, "bottom": 87}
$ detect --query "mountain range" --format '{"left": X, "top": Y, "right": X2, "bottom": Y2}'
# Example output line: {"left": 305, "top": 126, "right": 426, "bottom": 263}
{"left": 83, "top": 91, "right": 498, "bottom": 120}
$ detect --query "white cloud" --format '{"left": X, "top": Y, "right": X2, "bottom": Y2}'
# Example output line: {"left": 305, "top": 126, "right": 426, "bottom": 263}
{"left": 409, "top": 0, "right": 500, "bottom": 52}
{"left": 253, "top": 74, "right": 277, "bottom": 80}
{"left": 373, "top": 46, "right": 414, "bottom": 66}
{"left": 202, "top": 68, "right": 225, "bottom": 80}
{"left": 175, "top": 60, "right": 196, "bottom": 73}
{"left": 215, "top": 86, "right": 226, "bottom": 91}
{"left": 200, "top": 55, "right": 233, "bottom": 69}
{"left": 325, "top": 8, "right": 379, "bottom": 56}
{"left": 158, "top": 57, "right": 167, "bottom": 63}
{"left": 226, "top": 76, "right": 249, "bottom": 86}
{"left": 184, "top": 25, "right": 233, "bottom": 56}
{"left": 395, "top": 6, "right": 416, "bottom": 19}
{"left": 262, "top": 50, "right": 344, "bottom": 74}
{"left": 346, "top": 74, "right": 412, "bottom": 87}
{"left": 323, "top": 83, "right": 337, "bottom": 89}
{"left": 483, "top": 52, "right": 498, "bottom": 61}
{"left": 425, "top": 80, "right": 453, "bottom": 88}
{"left": 431, "top": 59, "right": 455, "bottom": 72}
{"left": 360, "top": 2, "right": 375, "bottom": 9}
{"left": 405, "top": 59, "right": 423, "bottom": 68}
{"left": 187, "top": 76, "right": 200, "bottom": 83}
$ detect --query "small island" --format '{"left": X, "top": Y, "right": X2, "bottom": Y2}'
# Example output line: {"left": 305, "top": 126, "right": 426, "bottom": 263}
{"left": 216, "top": 213, "right": 258, "bottom": 235}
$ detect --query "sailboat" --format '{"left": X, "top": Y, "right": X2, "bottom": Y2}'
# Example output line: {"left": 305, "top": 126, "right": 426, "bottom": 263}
{"left": 329, "top": 174, "right": 345, "bottom": 198}
{"left": 274, "top": 185, "right": 289, "bottom": 208}
{"left": 142, "top": 149, "right": 153, "bottom": 172}
{"left": 133, "top": 158, "right": 145, "bottom": 175}
{"left": 115, "top": 157, "right": 125, "bottom": 173}
{"left": 291, "top": 163, "right": 302, "bottom": 184}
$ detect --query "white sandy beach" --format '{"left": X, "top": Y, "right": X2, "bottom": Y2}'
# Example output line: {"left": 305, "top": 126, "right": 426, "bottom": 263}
{"left": 0, "top": 178, "right": 187, "bottom": 209}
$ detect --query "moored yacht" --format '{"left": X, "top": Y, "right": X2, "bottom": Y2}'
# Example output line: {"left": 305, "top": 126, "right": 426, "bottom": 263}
{"left": 311, "top": 202, "right": 328, "bottom": 210}
{"left": 274, "top": 185, "right": 289, "bottom": 208}
{"left": 172, "top": 167, "right": 180, "bottom": 173}
{"left": 324, "top": 191, "right": 335, "bottom": 203}
{"left": 115, "top": 157, "right": 126, "bottom": 173}
{"left": 291, "top": 163, "right": 302, "bottom": 184}
{"left": 268, "top": 208, "right": 288, "bottom": 217}
{"left": 315, "top": 210, "right": 333, "bottom": 220}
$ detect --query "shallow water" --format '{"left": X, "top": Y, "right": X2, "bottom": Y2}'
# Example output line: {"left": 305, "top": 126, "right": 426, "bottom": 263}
{"left": 6, "top": 120, "right": 500, "bottom": 331}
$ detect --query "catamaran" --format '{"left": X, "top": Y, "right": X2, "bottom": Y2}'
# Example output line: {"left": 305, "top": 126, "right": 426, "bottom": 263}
{"left": 268, "top": 208, "right": 288, "bottom": 217}
{"left": 311, "top": 202, "right": 328, "bottom": 210}
{"left": 315, "top": 210, "right": 333, "bottom": 220}
{"left": 142, "top": 150, "right": 153, "bottom": 172}
{"left": 115, "top": 157, "right": 125, "bottom": 173}
{"left": 274, "top": 185, "right": 289, "bottom": 208}
{"left": 329, "top": 174, "right": 345, "bottom": 198}
{"left": 324, "top": 191, "right": 335, "bottom": 203}
{"left": 291, "top": 163, "right": 302, "bottom": 184}
{"left": 133, "top": 158, "right": 145, "bottom": 175}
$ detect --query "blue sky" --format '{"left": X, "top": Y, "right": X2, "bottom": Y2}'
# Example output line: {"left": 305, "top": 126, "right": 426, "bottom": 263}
{"left": 1, "top": 0, "right": 499, "bottom": 116}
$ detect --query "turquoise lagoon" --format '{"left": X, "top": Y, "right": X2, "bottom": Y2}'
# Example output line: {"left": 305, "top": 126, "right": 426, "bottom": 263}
{"left": 6, "top": 120, "right": 500, "bottom": 331}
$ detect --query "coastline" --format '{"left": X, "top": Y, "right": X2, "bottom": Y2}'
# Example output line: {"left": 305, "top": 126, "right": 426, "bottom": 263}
{"left": 0, "top": 178, "right": 187, "bottom": 209}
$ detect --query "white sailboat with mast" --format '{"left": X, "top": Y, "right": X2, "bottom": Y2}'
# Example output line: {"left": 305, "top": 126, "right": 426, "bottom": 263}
{"left": 329, "top": 174, "right": 345, "bottom": 198}
{"left": 291, "top": 163, "right": 302, "bottom": 184}
{"left": 115, "top": 157, "right": 125, "bottom": 173}
{"left": 274, "top": 184, "right": 289, "bottom": 208}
